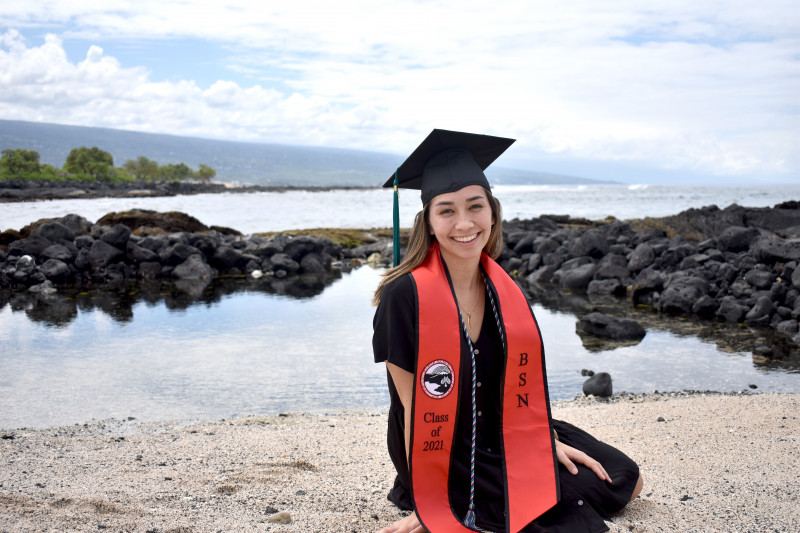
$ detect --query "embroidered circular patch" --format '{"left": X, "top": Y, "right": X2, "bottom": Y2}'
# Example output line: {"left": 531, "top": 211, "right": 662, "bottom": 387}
{"left": 420, "top": 359, "right": 455, "bottom": 399}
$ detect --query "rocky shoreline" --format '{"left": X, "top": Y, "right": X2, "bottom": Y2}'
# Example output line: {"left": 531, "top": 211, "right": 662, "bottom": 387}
{"left": 499, "top": 201, "right": 800, "bottom": 356}
{"left": 0, "top": 209, "right": 349, "bottom": 288}
{"left": 0, "top": 178, "right": 361, "bottom": 202}
{"left": 2, "top": 201, "right": 800, "bottom": 362}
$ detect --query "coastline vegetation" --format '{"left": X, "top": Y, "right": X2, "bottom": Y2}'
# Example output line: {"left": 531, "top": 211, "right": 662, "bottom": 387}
{"left": 0, "top": 147, "right": 216, "bottom": 183}
{"left": 255, "top": 227, "right": 400, "bottom": 248}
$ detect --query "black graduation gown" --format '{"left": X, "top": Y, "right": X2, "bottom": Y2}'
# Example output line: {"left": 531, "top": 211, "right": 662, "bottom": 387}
{"left": 373, "top": 274, "right": 639, "bottom": 533}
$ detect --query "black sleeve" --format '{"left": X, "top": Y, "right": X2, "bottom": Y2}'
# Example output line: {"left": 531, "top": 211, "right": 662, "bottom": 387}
{"left": 372, "top": 274, "right": 417, "bottom": 373}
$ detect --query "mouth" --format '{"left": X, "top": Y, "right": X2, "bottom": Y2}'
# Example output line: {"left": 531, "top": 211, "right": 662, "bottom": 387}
{"left": 452, "top": 232, "right": 479, "bottom": 244}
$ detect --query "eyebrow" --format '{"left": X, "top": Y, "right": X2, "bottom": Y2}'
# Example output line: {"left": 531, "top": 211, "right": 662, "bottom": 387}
{"left": 433, "top": 195, "right": 486, "bottom": 207}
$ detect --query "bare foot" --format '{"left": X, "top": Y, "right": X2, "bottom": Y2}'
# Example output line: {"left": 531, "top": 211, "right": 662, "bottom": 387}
{"left": 377, "top": 512, "right": 428, "bottom": 533}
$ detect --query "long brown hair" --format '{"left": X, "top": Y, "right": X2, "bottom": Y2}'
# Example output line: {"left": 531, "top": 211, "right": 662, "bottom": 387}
{"left": 372, "top": 188, "right": 504, "bottom": 305}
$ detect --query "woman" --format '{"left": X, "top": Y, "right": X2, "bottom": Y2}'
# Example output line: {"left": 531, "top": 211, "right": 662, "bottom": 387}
{"left": 372, "top": 130, "right": 642, "bottom": 533}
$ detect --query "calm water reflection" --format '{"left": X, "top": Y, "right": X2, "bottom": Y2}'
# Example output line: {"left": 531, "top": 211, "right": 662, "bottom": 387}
{"left": 1, "top": 266, "right": 799, "bottom": 429}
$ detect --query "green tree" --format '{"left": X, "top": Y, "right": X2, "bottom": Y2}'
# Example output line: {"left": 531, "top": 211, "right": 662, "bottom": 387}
{"left": 64, "top": 146, "right": 114, "bottom": 180}
{"left": 0, "top": 149, "right": 42, "bottom": 177}
{"left": 159, "top": 162, "right": 193, "bottom": 181}
{"left": 124, "top": 156, "right": 160, "bottom": 181}
{"left": 195, "top": 163, "right": 216, "bottom": 182}
{"left": 33, "top": 164, "right": 60, "bottom": 181}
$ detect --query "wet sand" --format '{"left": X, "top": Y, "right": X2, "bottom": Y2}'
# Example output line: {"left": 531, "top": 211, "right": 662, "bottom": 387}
{"left": 1, "top": 392, "right": 798, "bottom": 532}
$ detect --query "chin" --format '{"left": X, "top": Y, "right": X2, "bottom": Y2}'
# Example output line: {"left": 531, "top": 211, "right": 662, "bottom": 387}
{"left": 440, "top": 239, "right": 487, "bottom": 262}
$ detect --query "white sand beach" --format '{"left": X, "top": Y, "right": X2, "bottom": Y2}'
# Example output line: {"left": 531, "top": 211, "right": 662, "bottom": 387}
{"left": 1, "top": 392, "right": 798, "bottom": 532}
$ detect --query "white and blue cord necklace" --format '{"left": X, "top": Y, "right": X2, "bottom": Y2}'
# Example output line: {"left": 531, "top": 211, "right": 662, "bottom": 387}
{"left": 458, "top": 271, "right": 505, "bottom": 531}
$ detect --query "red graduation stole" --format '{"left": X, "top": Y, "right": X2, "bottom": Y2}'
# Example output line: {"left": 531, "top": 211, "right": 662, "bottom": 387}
{"left": 410, "top": 243, "right": 558, "bottom": 532}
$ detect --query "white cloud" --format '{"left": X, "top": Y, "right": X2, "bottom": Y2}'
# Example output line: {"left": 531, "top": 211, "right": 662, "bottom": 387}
{"left": 0, "top": 1, "right": 798, "bottom": 181}
{"left": 0, "top": 28, "right": 359, "bottom": 144}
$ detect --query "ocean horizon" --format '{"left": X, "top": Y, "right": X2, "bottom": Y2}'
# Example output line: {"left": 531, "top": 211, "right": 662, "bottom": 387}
{"left": 2, "top": 183, "right": 799, "bottom": 235}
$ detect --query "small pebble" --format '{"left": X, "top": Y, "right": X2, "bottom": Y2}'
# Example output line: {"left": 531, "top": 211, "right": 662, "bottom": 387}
{"left": 268, "top": 511, "right": 292, "bottom": 524}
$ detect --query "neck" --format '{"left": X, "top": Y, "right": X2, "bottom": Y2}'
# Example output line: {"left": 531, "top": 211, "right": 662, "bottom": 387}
{"left": 439, "top": 249, "right": 481, "bottom": 293}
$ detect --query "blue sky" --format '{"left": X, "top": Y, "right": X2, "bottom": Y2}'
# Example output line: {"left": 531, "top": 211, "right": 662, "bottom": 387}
{"left": 1, "top": 1, "right": 798, "bottom": 185}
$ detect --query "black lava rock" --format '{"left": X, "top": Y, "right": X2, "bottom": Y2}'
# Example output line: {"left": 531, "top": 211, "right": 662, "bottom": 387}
{"left": 582, "top": 372, "right": 613, "bottom": 397}
{"left": 576, "top": 312, "right": 646, "bottom": 341}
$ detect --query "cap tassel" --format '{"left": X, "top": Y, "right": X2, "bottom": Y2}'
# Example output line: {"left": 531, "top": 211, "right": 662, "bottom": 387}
{"left": 392, "top": 169, "right": 400, "bottom": 267}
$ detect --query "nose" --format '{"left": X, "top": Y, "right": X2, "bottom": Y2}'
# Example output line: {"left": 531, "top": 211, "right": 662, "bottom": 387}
{"left": 454, "top": 210, "right": 472, "bottom": 231}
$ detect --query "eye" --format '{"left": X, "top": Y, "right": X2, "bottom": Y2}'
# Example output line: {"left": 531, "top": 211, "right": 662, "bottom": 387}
{"left": 438, "top": 208, "right": 454, "bottom": 215}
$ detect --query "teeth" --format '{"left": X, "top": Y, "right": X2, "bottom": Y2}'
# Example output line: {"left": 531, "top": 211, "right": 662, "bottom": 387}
{"left": 453, "top": 233, "right": 477, "bottom": 243}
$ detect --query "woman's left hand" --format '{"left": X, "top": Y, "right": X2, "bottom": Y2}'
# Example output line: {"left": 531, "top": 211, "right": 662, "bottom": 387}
{"left": 555, "top": 440, "right": 613, "bottom": 484}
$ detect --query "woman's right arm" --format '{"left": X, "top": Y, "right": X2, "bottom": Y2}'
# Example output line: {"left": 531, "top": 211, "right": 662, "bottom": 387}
{"left": 375, "top": 276, "right": 427, "bottom": 532}
{"left": 380, "top": 362, "right": 426, "bottom": 533}
{"left": 386, "top": 362, "right": 414, "bottom": 465}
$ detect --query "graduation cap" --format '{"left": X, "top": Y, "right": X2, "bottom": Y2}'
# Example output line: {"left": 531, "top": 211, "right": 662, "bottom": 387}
{"left": 385, "top": 129, "right": 515, "bottom": 266}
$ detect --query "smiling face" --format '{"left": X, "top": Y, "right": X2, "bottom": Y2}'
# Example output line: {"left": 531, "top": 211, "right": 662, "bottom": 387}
{"left": 428, "top": 185, "right": 494, "bottom": 266}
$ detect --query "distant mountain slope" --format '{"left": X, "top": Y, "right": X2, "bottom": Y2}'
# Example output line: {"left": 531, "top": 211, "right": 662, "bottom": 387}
{"left": 488, "top": 167, "right": 613, "bottom": 185}
{"left": 0, "top": 120, "right": 612, "bottom": 186}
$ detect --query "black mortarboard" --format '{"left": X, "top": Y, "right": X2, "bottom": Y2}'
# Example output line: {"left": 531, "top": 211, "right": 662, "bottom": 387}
{"left": 385, "top": 129, "right": 515, "bottom": 266}
{"left": 384, "top": 129, "right": 515, "bottom": 204}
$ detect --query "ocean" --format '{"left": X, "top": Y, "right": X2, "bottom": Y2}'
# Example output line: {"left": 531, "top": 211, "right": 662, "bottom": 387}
{"left": 2, "top": 184, "right": 798, "bottom": 234}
